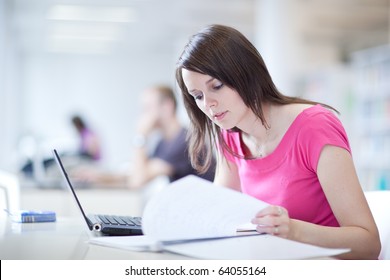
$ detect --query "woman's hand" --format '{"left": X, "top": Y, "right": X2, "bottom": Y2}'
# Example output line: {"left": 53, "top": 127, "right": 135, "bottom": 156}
{"left": 251, "top": 205, "right": 290, "bottom": 238}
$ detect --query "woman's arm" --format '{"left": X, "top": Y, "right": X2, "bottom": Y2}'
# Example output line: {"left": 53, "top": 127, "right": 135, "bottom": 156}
{"left": 214, "top": 153, "right": 241, "bottom": 192}
{"left": 302, "top": 145, "right": 380, "bottom": 259}
{"left": 253, "top": 146, "right": 381, "bottom": 259}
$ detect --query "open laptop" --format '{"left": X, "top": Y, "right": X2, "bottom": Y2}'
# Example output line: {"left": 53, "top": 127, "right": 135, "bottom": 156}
{"left": 53, "top": 149, "right": 143, "bottom": 236}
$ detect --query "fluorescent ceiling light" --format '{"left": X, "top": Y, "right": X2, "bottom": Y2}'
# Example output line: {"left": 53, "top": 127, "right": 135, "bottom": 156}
{"left": 49, "top": 35, "right": 117, "bottom": 42}
{"left": 48, "top": 24, "right": 124, "bottom": 41}
{"left": 45, "top": 24, "right": 122, "bottom": 54}
{"left": 47, "top": 5, "right": 137, "bottom": 23}
{"left": 46, "top": 37, "right": 113, "bottom": 54}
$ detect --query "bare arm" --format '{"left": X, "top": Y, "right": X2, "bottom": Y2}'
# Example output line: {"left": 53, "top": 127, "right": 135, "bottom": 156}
{"left": 252, "top": 146, "right": 381, "bottom": 259}
{"left": 292, "top": 146, "right": 380, "bottom": 259}
{"left": 214, "top": 153, "right": 241, "bottom": 191}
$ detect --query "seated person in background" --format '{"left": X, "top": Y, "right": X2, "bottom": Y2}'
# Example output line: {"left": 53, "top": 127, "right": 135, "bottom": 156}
{"left": 75, "top": 85, "right": 215, "bottom": 189}
{"left": 21, "top": 115, "right": 101, "bottom": 179}
{"left": 20, "top": 115, "right": 102, "bottom": 179}
{"left": 71, "top": 115, "right": 102, "bottom": 161}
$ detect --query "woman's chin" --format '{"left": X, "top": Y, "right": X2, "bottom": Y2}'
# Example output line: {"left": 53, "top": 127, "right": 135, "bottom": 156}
{"left": 213, "top": 122, "right": 235, "bottom": 130}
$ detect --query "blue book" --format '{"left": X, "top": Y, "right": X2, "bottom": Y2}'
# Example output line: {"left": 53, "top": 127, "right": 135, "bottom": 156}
{"left": 9, "top": 210, "right": 56, "bottom": 223}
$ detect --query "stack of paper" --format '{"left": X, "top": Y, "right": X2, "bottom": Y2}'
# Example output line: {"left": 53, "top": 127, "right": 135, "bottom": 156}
{"left": 89, "top": 175, "right": 348, "bottom": 259}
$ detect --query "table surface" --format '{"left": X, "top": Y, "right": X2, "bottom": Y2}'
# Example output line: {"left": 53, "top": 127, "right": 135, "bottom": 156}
{"left": 0, "top": 214, "right": 191, "bottom": 260}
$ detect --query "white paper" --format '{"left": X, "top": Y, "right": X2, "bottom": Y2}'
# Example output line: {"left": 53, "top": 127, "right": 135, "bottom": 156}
{"left": 90, "top": 235, "right": 162, "bottom": 252}
{"left": 142, "top": 175, "right": 268, "bottom": 240}
{"left": 89, "top": 175, "right": 350, "bottom": 259}
{"left": 90, "top": 175, "right": 267, "bottom": 252}
{"left": 164, "top": 234, "right": 349, "bottom": 260}
{"left": 89, "top": 234, "right": 349, "bottom": 260}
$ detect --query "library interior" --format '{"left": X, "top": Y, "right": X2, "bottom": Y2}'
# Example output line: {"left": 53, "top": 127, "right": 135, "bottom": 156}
{"left": 1, "top": 0, "right": 390, "bottom": 260}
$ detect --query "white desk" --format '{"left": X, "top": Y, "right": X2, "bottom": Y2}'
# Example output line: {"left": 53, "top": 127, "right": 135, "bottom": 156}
{"left": 0, "top": 215, "right": 191, "bottom": 260}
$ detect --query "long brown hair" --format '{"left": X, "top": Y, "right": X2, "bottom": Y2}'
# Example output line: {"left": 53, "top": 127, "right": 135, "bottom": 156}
{"left": 176, "top": 24, "right": 335, "bottom": 173}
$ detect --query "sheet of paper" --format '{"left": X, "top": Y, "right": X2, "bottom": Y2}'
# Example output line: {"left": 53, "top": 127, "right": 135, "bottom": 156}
{"left": 141, "top": 175, "right": 269, "bottom": 240}
{"left": 236, "top": 222, "right": 257, "bottom": 232}
{"left": 89, "top": 235, "right": 162, "bottom": 252}
{"left": 164, "top": 234, "right": 349, "bottom": 260}
{"left": 89, "top": 234, "right": 349, "bottom": 259}
{"left": 88, "top": 176, "right": 350, "bottom": 259}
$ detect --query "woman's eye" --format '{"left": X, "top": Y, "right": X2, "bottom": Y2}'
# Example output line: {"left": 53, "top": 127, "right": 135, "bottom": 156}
{"left": 194, "top": 94, "right": 203, "bottom": 100}
{"left": 213, "top": 83, "right": 223, "bottom": 90}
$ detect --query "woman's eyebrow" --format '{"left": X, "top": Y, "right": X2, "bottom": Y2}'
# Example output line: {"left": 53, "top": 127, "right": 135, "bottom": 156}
{"left": 188, "top": 89, "right": 199, "bottom": 94}
{"left": 205, "top": 77, "right": 215, "bottom": 84}
{"left": 188, "top": 77, "right": 215, "bottom": 93}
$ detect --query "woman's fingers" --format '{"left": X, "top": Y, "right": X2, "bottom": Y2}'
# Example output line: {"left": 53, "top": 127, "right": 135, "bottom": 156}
{"left": 252, "top": 205, "right": 289, "bottom": 237}
{"left": 255, "top": 205, "right": 285, "bottom": 218}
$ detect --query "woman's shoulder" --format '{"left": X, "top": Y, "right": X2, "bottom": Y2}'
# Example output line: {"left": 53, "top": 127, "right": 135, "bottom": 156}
{"left": 272, "top": 104, "right": 314, "bottom": 137}
{"left": 282, "top": 103, "right": 338, "bottom": 126}
{"left": 286, "top": 103, "right": 348, "bottom": 146}
{"left": 282, "top": 103, "right": 333, "bottom": 119}
{"left": 283, "top": 103, "right": 314, "bottom": 116}
{"left": 276, "top": 103, "right": 344, "bottom": 144}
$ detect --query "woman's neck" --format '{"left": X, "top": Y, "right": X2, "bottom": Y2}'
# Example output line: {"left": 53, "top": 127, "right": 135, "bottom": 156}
{"left": 240, "top": 103, "right": 273, "bottom": 143}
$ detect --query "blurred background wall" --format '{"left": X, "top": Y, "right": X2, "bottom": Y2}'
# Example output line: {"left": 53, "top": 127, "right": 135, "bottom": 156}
{"left": 0, "top": 0, "right": 389, "bottom": 190}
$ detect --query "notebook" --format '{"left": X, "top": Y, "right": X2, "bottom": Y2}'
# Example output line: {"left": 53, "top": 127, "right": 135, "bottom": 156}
{"left": 53, "top": 149, "right": 143, "bottom": 236}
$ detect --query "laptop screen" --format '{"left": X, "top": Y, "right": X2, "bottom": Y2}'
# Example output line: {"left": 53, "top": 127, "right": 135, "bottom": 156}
{"left": 52, "top": 149, "right": 93, "bottom": 230}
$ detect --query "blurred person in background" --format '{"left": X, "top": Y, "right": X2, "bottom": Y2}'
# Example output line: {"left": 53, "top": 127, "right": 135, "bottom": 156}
{"left": 75, "top": 85, "right": 215, "bottom": 189}
{"left": 20, "top": 115, "right": 102, "bottom": 181}
{"left": 71, "top": 115, "right": 102, "bottom": 161}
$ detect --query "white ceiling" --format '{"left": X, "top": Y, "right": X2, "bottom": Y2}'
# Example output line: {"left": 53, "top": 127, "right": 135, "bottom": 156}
{"left": 7, "top": 0, "right": 256, "bottom": 55}
{"left": 299, "top": 0, "right": 390, "bottom": 56}
{"left": 5, "top": 0, "right": 390, "bottom": 60}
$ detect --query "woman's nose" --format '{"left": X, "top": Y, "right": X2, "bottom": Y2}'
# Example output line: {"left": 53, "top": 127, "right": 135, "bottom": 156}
{"left": 204, "top": 95, "right": 217, "bottom": 109}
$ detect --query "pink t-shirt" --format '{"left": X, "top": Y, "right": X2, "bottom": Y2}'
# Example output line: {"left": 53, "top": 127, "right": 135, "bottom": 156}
{"left": 222, "top": 105, "right": 351, "bottom": 227}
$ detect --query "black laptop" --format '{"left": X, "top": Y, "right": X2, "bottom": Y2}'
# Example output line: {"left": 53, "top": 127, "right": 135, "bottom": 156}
{"left": 53, "top": 149, "right": 143, "bottom": 236}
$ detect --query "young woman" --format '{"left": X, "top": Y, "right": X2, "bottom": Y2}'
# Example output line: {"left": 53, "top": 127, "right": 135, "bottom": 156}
{"left": 175, "top": 24, "right": 380, "bottom": 259}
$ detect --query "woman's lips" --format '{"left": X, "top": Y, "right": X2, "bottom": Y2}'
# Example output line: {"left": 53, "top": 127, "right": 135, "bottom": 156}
{"left": 213, "top": 111, "right": 227, "bottom": 121}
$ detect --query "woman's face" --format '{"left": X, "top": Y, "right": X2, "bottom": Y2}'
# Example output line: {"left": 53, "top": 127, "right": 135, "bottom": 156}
{"left": 181, "top": 69, "right": 251, "bottom": 130}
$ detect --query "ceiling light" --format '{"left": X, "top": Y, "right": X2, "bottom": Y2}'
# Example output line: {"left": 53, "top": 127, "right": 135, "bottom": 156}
{"left": 46, "top": 36, "right": 113, "bottom": 54}
{"left": 47, "top": 5, "right": 137, "bottom": 23}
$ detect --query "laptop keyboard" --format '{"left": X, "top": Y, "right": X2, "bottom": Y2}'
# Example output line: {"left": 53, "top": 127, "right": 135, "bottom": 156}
{"left": 97, "top": 215, "right": 142, "bottom": 227}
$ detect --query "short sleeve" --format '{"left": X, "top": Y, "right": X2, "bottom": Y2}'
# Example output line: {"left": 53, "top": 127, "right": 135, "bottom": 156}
{"left": 298, "top": 109, "right": 351, "bottom": 172}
